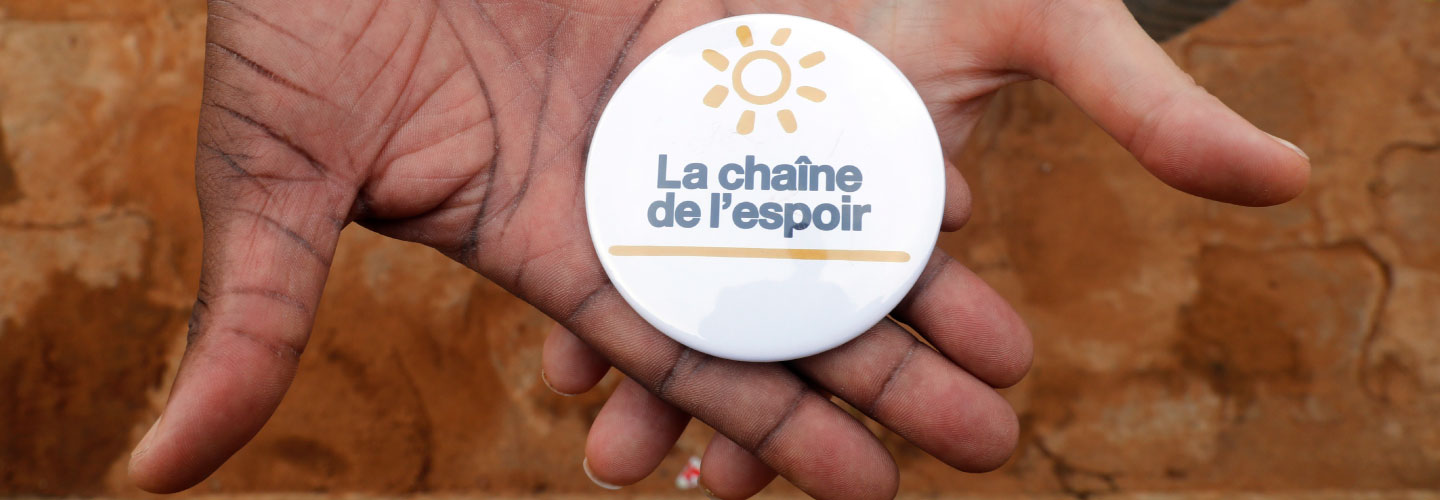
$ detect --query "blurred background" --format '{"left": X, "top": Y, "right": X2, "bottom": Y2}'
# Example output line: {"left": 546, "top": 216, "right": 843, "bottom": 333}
{"left": 1, "top": 0, "right": 1438, "bottom": 498}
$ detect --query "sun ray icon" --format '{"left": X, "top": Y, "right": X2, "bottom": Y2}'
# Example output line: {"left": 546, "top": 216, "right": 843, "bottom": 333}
{"left": 702, "top": 25, "right": 826, "bottom": 135}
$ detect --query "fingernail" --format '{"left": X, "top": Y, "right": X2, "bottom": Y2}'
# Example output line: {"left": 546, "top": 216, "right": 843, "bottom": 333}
{"left": 1266, "top": 133, "right": 1309, "bottom": 161}
{"left": 541, "top": 370, "right": 576, "bottom": 397}
{"left": 583, "top": 457, "right": 622, "bottom": 490}
{"left": 701, "top": 485, "right": 721, "bottom": 499}
{"left": 131, "top": 414, "right": 162, "bottom": 458}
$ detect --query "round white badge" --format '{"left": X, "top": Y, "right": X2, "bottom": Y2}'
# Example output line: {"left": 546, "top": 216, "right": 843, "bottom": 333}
{"left": 586, "top": 14, "right": 944, "bottom": 362}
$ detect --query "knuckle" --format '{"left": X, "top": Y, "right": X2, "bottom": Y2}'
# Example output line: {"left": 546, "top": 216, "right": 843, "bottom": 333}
{"left": 215, "top": 324, "right": 306, "bottom": 360}
{"left": 652, "top": 346, "right": 694, "bottom": 398}
{"left": 751, "top": 387, "right": 808, "bottom": 457}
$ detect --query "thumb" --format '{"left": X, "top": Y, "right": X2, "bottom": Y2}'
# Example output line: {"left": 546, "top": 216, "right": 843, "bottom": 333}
{"left": 1014, "top": 0, "right": 1310, "bottom": 206}
{"left": 127, "top": 85, "right": 353, "bottom": 491}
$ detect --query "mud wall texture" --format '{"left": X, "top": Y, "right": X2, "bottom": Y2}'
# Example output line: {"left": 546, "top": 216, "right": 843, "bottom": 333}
{"left": 1, "top": 0, "right": 1437, "bottom": 497}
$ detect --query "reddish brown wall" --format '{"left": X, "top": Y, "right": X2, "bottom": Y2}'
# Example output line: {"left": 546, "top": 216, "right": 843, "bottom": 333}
{"left": 1, "top": 0, "right": 1437, "bottom": 497}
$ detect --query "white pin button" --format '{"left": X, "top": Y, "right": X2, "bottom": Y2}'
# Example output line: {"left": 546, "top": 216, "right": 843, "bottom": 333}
{"left": 586, "top": 14, "right": 944, "bottom": 362}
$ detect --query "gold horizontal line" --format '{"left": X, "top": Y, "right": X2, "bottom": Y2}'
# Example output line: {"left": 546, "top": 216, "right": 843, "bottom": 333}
{"left": 609, "top": 245, "right": 910, "bottom": 263}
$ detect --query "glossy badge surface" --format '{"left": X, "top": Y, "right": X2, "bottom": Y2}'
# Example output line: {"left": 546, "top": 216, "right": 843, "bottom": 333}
{"left": 585, "top": 14, "right": 944, "bottom": 362}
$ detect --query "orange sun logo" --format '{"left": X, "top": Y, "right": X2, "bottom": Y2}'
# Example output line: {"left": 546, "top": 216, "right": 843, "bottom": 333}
{"left": 701, "top": 25, "right": 827, "bottom": 135}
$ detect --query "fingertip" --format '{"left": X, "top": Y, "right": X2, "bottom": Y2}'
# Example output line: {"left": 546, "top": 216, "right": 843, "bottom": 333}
{"left": 877, "top": 463, "right": 902, "bottom": 500}
{"left": 583, "top": 378, "right": 690, "bottom": 487}
{"left": 1254, "top": 132, "right": 1312, "bottom": 205}
{"left": 699, "top": 433, "right": 776, "bottom": 499}
{"left": 989, "top": 294, "right": 1035, "bottom": 389}
{"left": 895, "top": 253, "right": 1034, "bottom": 389}
{"left": 987, "top": 325, "right": 1034, "bottom": 390}
{"left": 541, "top": 323, "right": 611, "bottom": 395}
{"left": 582, "top": 457, "right": 623, "bottom": 490}
{"left": 126, "top": 415, "right": 207, "bottom": 494}
{"left": 929, "top": 380, "right": 1021, "bottom": 473}
{"left": 128, "top": 414, "right": 162, "bottom": 466}
{"left": 965, "top": 399, "right": 1021, "bottom": 473}
{"left": 127, "top": 419, "right": 177, "bottom": 493}
{"left": 1265, "top": 132, "right": 1309, "bottom": 162}
{"left": 540, "top": 369, "right": 577, "bottom": 397}
{"left": 940, "top": 163, "right": 973, "bottom": 232}
{"left": 1199, "top": 133, "right": 1312, "bottom": 207}
{"left": 1136, "top": 97, "right": 1312, "bottom": 207}
{"left": 129, "top": 465, "right": 194, "bottom": 494}
{"left": 127, "top": 334, "right": 298, "bottom": 494}
{"left": 580, "top": 444, "right": 633, "bottom": 489}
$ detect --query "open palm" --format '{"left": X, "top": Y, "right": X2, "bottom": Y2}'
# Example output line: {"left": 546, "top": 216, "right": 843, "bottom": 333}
{"left": 129, "top": 1, "right": 1309, "bottom": 498}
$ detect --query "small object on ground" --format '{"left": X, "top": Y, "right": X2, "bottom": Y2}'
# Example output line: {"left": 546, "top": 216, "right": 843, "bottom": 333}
{"left": 676, "top": 456, "right": 703, "bottom": 490}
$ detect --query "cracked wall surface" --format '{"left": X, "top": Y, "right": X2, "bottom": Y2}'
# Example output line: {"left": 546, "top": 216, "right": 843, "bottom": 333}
{"left": 1, "top": 0, "right": 1437, "bottom": 498}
